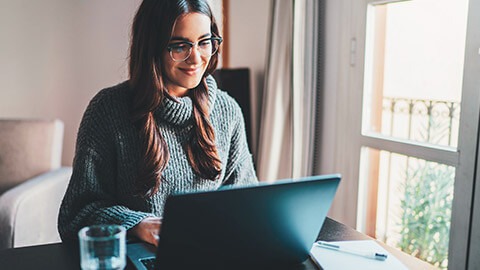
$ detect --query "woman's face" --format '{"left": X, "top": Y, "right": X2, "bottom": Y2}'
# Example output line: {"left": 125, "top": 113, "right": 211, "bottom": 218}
{"left": 163, "top": 12, "right": 212, "bottom": 97}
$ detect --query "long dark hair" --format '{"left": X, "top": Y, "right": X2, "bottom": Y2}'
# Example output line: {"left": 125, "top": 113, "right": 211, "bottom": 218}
{"left": 129, "top": 0, "right": 222, "bottom": 197}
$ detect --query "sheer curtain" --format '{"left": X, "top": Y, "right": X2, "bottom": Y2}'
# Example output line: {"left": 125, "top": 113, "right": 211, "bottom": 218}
{"left": 256, "top": 0, "right": 320, "bottom": 182}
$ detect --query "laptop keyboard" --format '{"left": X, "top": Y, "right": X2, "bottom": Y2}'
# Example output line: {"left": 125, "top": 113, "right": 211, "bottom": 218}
{"left": 140, "top": 257, "right": 156, "bottom": 270}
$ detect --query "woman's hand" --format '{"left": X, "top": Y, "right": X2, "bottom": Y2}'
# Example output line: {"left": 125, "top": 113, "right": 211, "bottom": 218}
{"left": 130, "top": 216, "right": 163, "bottom": 246}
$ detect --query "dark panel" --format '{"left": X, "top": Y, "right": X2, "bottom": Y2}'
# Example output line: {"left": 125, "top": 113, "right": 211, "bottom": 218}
{"left": 213, "top": 68, "right": 253, "bottom": 152}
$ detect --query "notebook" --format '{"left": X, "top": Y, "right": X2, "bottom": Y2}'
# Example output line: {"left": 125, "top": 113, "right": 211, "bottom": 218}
{"left": 127, "top": 174, "right": 341, "bottom": 269}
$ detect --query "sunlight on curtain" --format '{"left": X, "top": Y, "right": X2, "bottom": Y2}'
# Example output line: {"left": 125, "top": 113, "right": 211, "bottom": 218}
{"left": 256, "top": 0, "right": 318, "bottom": 182}
{"left": 256, "top": 0, "right": 293, "bottom": 182}
{"left": 293, "top": 0, "right": 318, "bottom": 179}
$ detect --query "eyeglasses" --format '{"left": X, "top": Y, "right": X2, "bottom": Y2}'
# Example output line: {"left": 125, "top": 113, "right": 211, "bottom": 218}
{"left": 167, "top": 37, "right": 223, "bottom": 62}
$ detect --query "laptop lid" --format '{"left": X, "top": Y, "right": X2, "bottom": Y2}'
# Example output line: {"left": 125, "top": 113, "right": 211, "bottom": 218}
{"left": 152, "top": 174, "right": 341, "bottom": 268}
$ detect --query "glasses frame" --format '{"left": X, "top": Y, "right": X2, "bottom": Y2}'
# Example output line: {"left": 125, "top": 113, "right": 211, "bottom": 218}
{"left": 167, "top": 37, "right": 223, "bottom": 62}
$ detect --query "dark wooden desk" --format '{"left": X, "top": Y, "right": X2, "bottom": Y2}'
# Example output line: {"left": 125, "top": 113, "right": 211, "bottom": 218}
{"left": 0, "top": 217, "right": 435, "bottom": 269}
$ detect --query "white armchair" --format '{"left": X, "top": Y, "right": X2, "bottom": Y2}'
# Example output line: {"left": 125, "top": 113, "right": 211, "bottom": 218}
{"left": 0, "top": 119, "right": 71, "bottom": 250}
{"left": 0, "top": 167, "right": 71, "bottom": 249}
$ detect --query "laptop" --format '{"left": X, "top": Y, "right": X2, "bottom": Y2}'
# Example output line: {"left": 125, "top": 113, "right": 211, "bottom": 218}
{"left": 127, "top": 174, "right": 341, "bottom": 269}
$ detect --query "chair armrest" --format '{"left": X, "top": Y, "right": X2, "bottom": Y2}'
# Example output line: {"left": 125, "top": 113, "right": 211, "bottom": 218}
{"left": 0, "top": 167, "right": 72, "bottom": 250}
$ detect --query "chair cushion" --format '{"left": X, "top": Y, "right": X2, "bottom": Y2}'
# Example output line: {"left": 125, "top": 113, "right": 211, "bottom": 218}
{"left": 0, "top": 119, "right": 63, "bottom": 195}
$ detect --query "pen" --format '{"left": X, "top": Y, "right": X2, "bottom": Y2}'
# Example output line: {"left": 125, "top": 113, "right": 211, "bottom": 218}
{"left": 314, "top": 241, "right": 388, "bottom": 261}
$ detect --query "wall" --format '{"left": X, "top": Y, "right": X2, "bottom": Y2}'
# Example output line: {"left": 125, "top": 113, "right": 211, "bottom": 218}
{"left": 0, "top": 0, "right": 141, "bottom": 165}
{"left": 318, "top": 0, "right": 340, "bottom": 177}
{"left": 316, "top": 0, "right": 351, "bottom": 226}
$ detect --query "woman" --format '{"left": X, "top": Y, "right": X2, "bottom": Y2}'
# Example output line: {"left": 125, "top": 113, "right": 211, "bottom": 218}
{"left": 58, "top": 0, "right": 258, "bottom": 247}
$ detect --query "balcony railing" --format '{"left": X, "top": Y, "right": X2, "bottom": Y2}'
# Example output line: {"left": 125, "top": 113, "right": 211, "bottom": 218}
{"left": 382, "top": 97, "right": 460, "bottom": 147}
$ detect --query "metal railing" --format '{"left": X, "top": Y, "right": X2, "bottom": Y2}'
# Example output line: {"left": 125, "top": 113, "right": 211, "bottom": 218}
{"left": 382, "top": 97, "right": 461, "bottom": 147}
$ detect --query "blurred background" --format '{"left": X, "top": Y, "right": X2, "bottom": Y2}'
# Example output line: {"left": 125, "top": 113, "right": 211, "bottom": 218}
{"left": 0, "top": 0, "right": 270, "bottom": 167}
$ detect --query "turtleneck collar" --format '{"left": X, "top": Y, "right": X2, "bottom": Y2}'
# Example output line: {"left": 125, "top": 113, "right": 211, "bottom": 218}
{"left": 155, "top": 75, "right": 218, "bottom": 126}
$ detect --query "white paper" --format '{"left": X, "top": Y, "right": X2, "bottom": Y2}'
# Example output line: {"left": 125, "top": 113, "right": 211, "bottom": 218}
{"left": 310, "top": 240, "right": 408, "bottom": 270}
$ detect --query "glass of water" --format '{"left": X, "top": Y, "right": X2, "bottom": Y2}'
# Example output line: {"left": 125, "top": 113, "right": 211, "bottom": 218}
{"left": 78, "top": 225, "right": 126, "bottom": 270}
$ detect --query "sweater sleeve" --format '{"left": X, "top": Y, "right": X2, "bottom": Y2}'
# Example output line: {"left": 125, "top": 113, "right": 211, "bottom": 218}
{"left": 58, "top": 90, "right": 153, "bottom": 243}
{"left": 222, "top": 103, "right": 259, "bottom": 187}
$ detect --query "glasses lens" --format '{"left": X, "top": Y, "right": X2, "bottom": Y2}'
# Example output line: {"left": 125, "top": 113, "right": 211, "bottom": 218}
{"left": 170, "top": 43, "right": 191, "bottom": 61}
{"left": 199, "top": 39, "right": 219, "bottom": 57}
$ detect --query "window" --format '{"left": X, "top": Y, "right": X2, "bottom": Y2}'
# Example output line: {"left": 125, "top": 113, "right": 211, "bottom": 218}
{"left": 325, "top": 0, "right": 480, "bottom": 268}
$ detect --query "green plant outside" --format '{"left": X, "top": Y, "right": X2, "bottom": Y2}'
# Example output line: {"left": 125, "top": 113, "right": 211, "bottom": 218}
{"left": 397, "top": 160, "right": 454, "bottom": 269}
{"left": 396, "top": 116, "right": 455, "bottom": 269}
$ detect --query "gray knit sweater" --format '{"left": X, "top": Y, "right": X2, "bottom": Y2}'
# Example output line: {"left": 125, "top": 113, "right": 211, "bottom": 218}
{"left": 58, "top": 75, "right": 258, "bottom": 242}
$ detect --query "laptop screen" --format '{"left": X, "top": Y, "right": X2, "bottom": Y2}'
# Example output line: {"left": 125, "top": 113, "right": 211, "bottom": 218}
{"left": 153, "top": 174, "right": 340, "bottom": 268}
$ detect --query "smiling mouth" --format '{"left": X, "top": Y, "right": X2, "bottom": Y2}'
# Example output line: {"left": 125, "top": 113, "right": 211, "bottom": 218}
{"left": 179, "top": 66, "right": 201, "bottom": 75}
